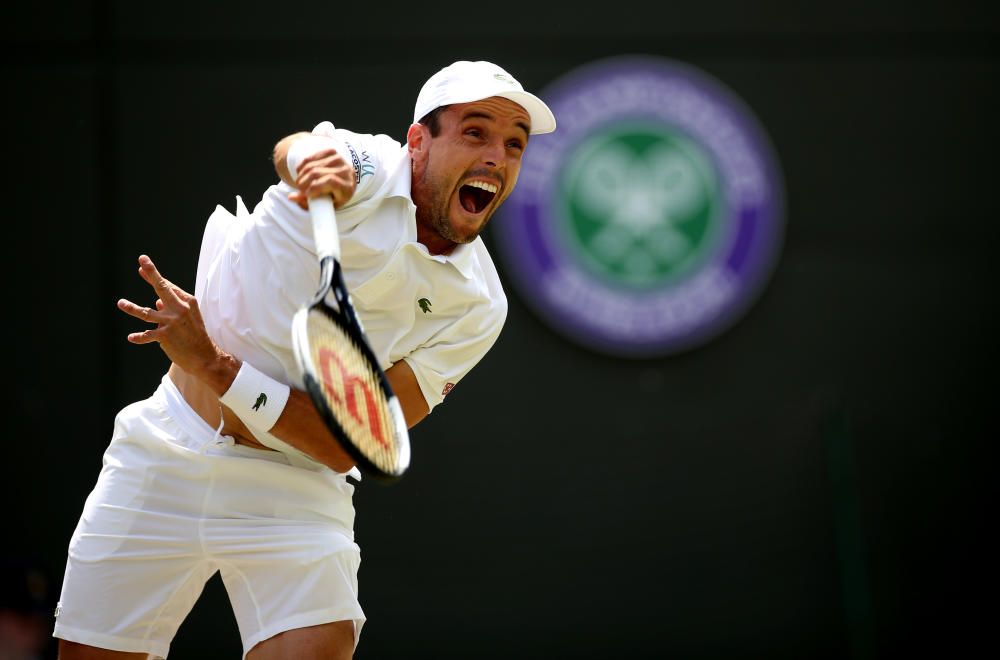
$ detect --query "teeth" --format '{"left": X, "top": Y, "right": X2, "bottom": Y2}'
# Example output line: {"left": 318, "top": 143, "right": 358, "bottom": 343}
{"left": 468, "top": 181, "right": 498, "bottom": 194}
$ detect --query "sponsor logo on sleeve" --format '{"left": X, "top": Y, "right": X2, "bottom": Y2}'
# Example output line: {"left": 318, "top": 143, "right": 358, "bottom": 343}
{"left": 345, "top": 143, "right": 363, "bottom": 184}
{"left": 346, "top": 143, "right": 375, "bottom": 183}
{"left": 360, "top": 150, "right": 375, "bottom": 180}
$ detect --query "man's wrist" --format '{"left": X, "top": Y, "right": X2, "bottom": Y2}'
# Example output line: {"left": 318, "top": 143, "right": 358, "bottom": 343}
{"left": 218, "top": 361, "right": 291, "bottom": 432}
{"left": 196, "top": 351, "right": 242, "bottom": 398}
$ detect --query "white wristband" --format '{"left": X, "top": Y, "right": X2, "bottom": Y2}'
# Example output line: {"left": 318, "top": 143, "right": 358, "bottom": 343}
{"left": 219, "top": 362, "right": 290, "bottom": 432}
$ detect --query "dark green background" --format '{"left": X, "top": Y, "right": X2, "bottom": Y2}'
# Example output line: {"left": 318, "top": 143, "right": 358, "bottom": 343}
{"left": 5, "top": 2, "right": 995, "bottom": 658}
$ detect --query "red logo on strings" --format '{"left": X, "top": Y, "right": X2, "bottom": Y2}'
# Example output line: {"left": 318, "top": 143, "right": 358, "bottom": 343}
{"left": 317, "top": 347, "right": 389, "bottom": 449}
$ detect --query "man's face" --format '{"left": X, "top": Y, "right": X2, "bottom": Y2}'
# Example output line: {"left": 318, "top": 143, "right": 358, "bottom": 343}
{"left": 409, "top": 97, "right": 531, "bottom": 253}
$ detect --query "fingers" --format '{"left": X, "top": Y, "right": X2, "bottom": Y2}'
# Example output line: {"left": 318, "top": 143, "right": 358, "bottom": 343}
{"left": 299, "top": 148, "right": 341, "bottom": 168}
{"left": 118, "top": 298, "right": 161, "bottom": 345}
{"left": 288, "top": 190, "right": 310, "bottom": 211}
{"left": 120, "top": 255, "right": 208, "bottom": 361}
{"left": 288, "top": 189, "right": 342, "bottom": 211}
{"left": 297, "top": 168, "right": 352, "bottom": 193}
{"left": 126, "top": 328, "right": 161, "bottom": 345}
{"left": 137, "top": 255, "right": 182, "bottom": 304}
{"left": 118, "top": 297, "right": 160, "bottom": 324}
{"left": 120, "top": 253, "right": 194, "bottom": 334}
{"left": 288, "top": 187, "right": 349, "bottom": 211}
{"left": 292, "top": 153, "right": 356, "bottom": 208}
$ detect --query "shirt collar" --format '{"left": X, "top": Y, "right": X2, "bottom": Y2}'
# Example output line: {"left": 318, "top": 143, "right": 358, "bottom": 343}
{"left": 389, "top": 146, "right": 478, "bottom": 280}
{"left": 384, "top": 146, "right": 413, "bottom": 200}
{"left": 409, "top": 239, "right": 478, "bottom": 280}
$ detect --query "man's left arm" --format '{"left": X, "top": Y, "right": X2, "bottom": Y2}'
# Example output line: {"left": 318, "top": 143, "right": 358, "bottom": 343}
{"left": 120, "top": 254, "right": 427, "bottom": 473}
{"left": 385, "top": 360, "right": 429, "bottom": 429}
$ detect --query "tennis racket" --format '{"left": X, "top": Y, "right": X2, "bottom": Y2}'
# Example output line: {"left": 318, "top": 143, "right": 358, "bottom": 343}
{"left": 291, "top": 195, "right": 411, "bottom": 481}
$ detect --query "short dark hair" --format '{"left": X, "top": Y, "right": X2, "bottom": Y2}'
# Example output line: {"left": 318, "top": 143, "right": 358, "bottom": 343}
{"left": 417, "top": 106, "right": 447, "bottom": 137}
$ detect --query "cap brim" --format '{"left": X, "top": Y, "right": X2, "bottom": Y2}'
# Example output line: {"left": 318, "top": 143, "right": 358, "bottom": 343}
{"left": 496, "top": 90, "right": 557, "bottom": 135}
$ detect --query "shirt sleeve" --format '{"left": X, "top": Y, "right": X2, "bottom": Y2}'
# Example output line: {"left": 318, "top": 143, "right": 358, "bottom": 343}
{"left": 294, "top": 121, "right": 386, "bottom": 206}
{"left": 403, "top": 295, "right": 508, "bottom": 412}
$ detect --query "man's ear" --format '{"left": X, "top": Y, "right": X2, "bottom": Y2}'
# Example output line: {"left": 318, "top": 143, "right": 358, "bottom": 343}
{"left": 406, "top": 122, "right": 429, "bottom": 162}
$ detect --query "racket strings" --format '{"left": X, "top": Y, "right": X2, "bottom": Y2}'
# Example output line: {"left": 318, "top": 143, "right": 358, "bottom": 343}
{"left": 306, "top": 310, "right": 399, "bottom": 474}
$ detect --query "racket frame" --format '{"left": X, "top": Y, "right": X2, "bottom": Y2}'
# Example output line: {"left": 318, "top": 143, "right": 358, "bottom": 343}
{"left": 291, "top": 196, "right": 411, "bottom": 481}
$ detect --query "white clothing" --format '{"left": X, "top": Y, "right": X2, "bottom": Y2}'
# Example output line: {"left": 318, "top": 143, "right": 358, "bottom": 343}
{"left": 53, "top": 375, "right": 365, "bottom": 659}
{"left": 54, "top": 123, "right": 508, "bottom": 656}
{"left": 197, "top": 122, "right": 508, "bottom": 470}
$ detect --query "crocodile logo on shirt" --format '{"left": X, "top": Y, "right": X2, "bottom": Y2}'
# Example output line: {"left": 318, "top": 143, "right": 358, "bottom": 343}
{"left": 253, "top": 393, "right": 267, "bottom": 411}
{"left": 418, "top": 298, "right": 432, "bottom": 314}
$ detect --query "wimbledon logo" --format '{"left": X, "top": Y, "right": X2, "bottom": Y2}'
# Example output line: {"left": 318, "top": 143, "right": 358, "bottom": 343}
{"left": 492, "top": 56, "right": 786, "bottom": 358}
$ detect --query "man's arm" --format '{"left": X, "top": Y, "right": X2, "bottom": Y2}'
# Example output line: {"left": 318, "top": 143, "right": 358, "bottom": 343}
{"left": 117, "top": 133, "right": 413, "bottom": 471}
{"left": 272, "top": 132, "right": 311, "bottom": 186}
{"left": 262, "top": 359, "right": 427, "bottom": 461}
{"left": 120, "top": 254, "right": 428, "bottom": 473}
{"left": 385, "top": 360, "right": 430, "bottom": 428}
{"left": 212, "top": 354, "right": 427, "bottom": 471}
{"left": 273, "top": 132, "right": 357, "bottom": 210}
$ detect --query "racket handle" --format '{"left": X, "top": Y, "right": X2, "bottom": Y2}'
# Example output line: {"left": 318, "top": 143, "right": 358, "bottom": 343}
{"left": 309, "top": 195, "right": 341, "bottom": 261}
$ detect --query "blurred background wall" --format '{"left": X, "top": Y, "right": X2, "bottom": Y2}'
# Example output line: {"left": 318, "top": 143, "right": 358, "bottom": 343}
{"left": 5, "top": 2, "right": 995, "bottom": 658}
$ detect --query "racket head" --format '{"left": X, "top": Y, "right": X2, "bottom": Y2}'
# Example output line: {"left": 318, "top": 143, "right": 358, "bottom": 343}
{"left": 292, "top": 301, "right": 411, "bottom": 481}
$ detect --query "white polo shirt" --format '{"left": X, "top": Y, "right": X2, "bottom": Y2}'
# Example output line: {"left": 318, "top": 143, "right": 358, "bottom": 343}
{"left": 194, "top": 123, "right": 508, "bottom": 473}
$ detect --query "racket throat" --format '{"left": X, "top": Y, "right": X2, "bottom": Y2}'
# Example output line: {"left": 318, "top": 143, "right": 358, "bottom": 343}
{"left": 311, "top": 257, "right": 338, "bottom": 306}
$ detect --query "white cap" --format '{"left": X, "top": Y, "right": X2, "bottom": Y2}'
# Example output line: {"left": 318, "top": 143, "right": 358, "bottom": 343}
{"left": 413, "top": 60, "right": 556, "bottom": 135}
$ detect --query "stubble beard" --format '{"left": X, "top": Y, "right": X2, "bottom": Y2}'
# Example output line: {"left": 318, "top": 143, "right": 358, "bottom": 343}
{"left": 416, "top": 166, "right": 488, "bottom": 246}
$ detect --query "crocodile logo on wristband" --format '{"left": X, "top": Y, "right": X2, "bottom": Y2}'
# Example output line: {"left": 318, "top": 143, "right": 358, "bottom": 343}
{"left": 253, "top": 393, "right": 267, "bottom": 411}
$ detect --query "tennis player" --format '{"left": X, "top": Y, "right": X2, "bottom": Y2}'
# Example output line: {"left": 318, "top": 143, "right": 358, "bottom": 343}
{"left": 53, "top": 60, "right": 555, "bottom": 660}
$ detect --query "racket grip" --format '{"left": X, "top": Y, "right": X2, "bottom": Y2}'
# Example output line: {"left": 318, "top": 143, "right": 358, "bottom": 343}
{"left": 309, "top": 195, "right": 340, "bottom": 261}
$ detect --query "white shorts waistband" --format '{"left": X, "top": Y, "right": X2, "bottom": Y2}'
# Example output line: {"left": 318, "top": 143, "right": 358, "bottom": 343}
{"left": 156, "top": 373, "right": 291, "bottom": 464}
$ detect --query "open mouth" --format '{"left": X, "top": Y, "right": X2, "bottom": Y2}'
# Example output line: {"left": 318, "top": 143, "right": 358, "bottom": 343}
{"left": 459, "top": 180, "right": 498, "bottom": 214}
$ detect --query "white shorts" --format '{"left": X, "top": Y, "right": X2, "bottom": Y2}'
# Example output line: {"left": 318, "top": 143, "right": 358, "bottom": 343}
{"left": 53, "top": 375, "right": 365, "bottom": 659}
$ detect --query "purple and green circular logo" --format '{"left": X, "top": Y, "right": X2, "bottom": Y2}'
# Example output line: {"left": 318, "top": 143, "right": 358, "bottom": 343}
{"left": 493, "top": 55, "right": 785, "bottom": 358}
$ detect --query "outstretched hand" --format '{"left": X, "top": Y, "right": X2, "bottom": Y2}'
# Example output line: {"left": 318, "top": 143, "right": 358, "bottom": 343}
{"left": 117, "top": 255, "right": 222, "bottom": 375}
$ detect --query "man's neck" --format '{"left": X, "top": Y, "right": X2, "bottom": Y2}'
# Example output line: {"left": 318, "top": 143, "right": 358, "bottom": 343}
{"left": 415, "top": 219, "right": 457, "bottom": 256}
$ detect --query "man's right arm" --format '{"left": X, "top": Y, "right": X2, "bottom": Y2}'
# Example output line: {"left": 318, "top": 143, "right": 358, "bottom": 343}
{"left": 272, "top": 132, "right": 311, "bottom": 186}
{"left": 272, "top": 131, "right": 357, "bottom": 210}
